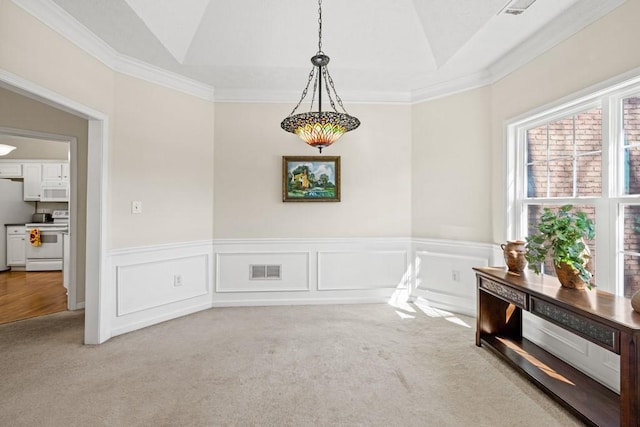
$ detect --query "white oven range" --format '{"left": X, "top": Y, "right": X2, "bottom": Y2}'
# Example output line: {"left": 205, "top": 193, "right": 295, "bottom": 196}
{"left": 24, "top": 222, "right": 68, "bottom": 271}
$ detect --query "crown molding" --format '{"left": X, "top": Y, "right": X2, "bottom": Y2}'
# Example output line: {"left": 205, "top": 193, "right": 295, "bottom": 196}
{"left": 10, "top": 0, "right": 626, "bottom": 106}
{"left": 11, "top": 0, "right": 215, "bottom": 101}
{"left": 410, "top": 71, "right": 494, "bottom": 104}
{"left": 114, "top": 56, "right": 214, "bottom": 101}
{"left": 488, "top": 0, "right": 626, "bottom": 84}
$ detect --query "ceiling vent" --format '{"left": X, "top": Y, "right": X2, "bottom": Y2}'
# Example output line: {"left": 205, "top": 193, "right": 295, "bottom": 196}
{"left": 500, "top": 0, "right": 537, "bottom": 15}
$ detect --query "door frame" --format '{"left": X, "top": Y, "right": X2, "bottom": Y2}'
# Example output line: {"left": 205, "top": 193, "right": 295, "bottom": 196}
{"left": 0, "top": 69, "right": 109, "bottom": 344}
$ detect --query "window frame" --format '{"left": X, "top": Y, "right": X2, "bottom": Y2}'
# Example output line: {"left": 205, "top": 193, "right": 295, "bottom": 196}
{"left": 505, "top": 72, "right": 640, "bottom": 296}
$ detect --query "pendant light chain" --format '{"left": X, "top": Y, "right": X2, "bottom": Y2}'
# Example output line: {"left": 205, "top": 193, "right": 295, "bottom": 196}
{"left": 287, "top": 67, "right": 315, "bottom": 116}
{"left": 309, "top": 68, "right": 319, "bottom": 112}
{"left": 321, "top": 68, "right": 338, "bottom": 113}
{"left": 318, "top": 0, "right": 323, "bottom": 53}
{"left": 325, "top": 68, "right": 349, "bottom": 114}
{"left": 287, "top": 0, "right": 324, "bottom": 117}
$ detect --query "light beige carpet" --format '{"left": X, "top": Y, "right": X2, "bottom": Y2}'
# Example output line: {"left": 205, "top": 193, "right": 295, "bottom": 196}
{"left": 0, "top": 303, "right": 581, "bottom": 426}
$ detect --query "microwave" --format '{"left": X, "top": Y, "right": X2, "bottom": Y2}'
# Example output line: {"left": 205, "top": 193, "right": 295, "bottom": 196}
{"left": 41, "top": 181, "right": 69, "bottom": 202}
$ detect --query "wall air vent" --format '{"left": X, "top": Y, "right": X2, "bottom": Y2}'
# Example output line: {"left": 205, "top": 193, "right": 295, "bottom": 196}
{"left": 500, "top": 0, "right": 537, "bottom": 15}
{"left": 250, "top": 265, "right": 282, "bottom": 280}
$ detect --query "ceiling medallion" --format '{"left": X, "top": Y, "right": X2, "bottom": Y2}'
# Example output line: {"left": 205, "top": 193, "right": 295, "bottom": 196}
{"left": 280, "top": 0, "right": 360, "bottom": 153}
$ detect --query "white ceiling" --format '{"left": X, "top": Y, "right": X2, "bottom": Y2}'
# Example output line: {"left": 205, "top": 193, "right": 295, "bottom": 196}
{"left": 29, "top": 0, "right": 626, "bottom": 102}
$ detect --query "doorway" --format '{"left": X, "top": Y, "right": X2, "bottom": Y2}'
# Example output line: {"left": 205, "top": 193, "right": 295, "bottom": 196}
{"left": 0, "top": 70, "right": 107, "bottom": 344}
{"left": 0, "top": 133, "right": 74, "bottom": 324}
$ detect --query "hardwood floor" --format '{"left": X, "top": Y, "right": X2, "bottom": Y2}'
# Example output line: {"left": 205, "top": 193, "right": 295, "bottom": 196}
{"left": 0, "top": 270, "right": 67, "bottom": 325}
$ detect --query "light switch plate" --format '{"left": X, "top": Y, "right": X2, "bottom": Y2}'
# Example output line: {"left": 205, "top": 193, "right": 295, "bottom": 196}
{"left": 132, "top": 201, "right": 142, "bottom": 214}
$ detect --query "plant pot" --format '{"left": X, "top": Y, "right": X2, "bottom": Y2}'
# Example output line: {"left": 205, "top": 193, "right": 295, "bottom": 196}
{"left": 631, "top": 290, "right": 640, "bottom": 312}
{"left": 553, "top": 238, "right": 592, "bottom": 290}
{"left": 501, "top": 240, "right": 527, "bottom": 273}
{"left": 554, "top": 262, "right": 587, "bottom": 289}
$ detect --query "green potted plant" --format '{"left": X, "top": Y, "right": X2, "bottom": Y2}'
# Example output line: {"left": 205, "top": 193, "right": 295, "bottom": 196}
{"left": 524, "top": 205, "right": 595, "bottom": 289}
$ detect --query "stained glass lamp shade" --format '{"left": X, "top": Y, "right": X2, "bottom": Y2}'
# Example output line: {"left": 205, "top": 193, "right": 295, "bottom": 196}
{"left": 281, "top": 111, "right": 360, "bottom": 152}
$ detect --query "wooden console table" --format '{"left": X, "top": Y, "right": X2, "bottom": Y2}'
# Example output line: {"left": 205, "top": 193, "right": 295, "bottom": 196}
{"left": 474, "top": 266, "right": 640, "bottom": 427}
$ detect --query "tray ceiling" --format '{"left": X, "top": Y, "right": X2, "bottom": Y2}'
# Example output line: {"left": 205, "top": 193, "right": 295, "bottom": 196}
{"left": 29, "top": 0, "right": 626, "bottom": 102}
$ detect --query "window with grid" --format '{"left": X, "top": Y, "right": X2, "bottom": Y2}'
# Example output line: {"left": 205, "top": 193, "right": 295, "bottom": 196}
{"left": 508, "top": 77, "right": 640, "bottom": 297}
{"left": 622, "top": 97, "right": 640, "bottom": 297}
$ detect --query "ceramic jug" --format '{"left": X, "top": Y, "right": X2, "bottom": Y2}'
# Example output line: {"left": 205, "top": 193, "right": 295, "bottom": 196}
{"left": 501, "top": 240, "right": 527, "bottom": 273}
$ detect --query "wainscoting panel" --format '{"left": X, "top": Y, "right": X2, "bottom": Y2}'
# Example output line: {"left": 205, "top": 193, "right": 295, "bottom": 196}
{"left": 318, "top": 251, "right": 408, "bottom": 291}
{"left": 411, "top": 239, "right": 496, "bottom": 317}
{"left": 216, "top": 252, "right": 310, "bottom": 293}
{"left": 213, "top": 237, "right": 412, "bottom": 306}
{"left": 116, "top": 255, "right": 208, "bottom": 316}
{"left": 108, "top": 241, "right": 213, "bottom": 337}
{"left": 523, "top": 312, "right": 620, "bottom": 392}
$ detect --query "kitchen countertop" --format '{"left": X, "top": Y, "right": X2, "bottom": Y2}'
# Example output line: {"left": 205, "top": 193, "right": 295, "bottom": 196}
{"left": 6, "top": 223, "right": 67, "bottom": 228}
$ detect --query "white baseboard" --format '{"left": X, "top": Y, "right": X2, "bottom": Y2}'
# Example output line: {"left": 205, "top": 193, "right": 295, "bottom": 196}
{"left": 110, "top": 302, "right": 212, "bottom": 337}
{"left": 411, "top": 288, "right": 476, "bottom": 317}
{"left": 212, "top": 295, "right": 394, "bottom": 308}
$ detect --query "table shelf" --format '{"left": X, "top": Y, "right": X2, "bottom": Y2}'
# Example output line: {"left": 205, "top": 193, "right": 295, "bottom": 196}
{"left": 481, "top": 334, "right": 619, "bottom": 427}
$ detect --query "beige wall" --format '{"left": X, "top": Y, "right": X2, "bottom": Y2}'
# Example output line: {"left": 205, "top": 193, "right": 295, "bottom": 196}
{"left": 0, "top": 135, "right": 69, "bottom": 160}
{"left": 214, "top": 103, "right": 412, "bottom": 238}
{"left": 110, "top": 74, "right": 214, "bottom": 247}
{"left": 412, "top": 86, "right": 492, "bottom": 241}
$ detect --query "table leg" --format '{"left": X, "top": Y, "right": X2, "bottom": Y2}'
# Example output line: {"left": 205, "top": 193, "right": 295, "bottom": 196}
{"left": 620, "top": 332, "right": 640, "bottom": 426}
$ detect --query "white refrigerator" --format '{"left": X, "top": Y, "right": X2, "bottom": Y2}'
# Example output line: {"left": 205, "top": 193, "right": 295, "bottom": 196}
{"left": 0, "top": 179, "right": 34, "bottom": 271}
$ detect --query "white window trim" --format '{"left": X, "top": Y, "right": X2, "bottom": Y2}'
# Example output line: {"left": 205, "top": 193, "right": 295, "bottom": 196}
{"left": 504, "top": 67, "right": 640, "bottom": 295}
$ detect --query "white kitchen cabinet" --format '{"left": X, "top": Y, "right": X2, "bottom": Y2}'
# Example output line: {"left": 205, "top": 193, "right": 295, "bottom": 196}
{"left": 6, "top": 226, "right": 26, "bottom": 266}
{"left": 42, "top": 162, "right": 69, "bottom": 181}
{"left": 62, "top": 163, "right": 70, "bottom": 181}
{"left": 0, "top": 163, "right": 23, "bottom": 178}
{"left": 22, "top": 163, "right": 42, "bottom": 201}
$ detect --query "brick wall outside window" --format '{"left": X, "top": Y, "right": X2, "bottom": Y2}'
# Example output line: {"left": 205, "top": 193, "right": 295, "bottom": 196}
{"left": 623, "top": 97, "right": 640, "bottom": 296}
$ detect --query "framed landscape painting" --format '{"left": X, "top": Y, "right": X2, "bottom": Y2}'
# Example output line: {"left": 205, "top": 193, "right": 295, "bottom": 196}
{"left": 282, "top": 156, "right": 341, "bottom": 202}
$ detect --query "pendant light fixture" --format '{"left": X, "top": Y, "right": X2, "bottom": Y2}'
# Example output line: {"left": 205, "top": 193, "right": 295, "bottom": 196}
{"left": 281, "top": 0, "right": 360, "bottom": 153}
